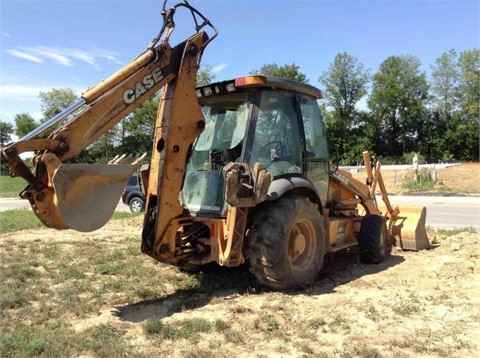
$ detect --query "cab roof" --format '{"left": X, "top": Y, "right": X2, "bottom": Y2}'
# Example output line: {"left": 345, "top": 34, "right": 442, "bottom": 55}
{"left": 196, "top": 75, "right": 323, "bottom": 100}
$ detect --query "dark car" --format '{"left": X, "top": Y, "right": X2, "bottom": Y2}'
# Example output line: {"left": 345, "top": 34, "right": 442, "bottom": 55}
{"left": 121, "top": 175, "right": 145, "bottom": 212}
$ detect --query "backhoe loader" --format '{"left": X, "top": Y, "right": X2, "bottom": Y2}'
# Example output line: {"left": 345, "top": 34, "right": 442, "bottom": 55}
{"left": 1, "top": 1, "right": 428, "bottom": 290}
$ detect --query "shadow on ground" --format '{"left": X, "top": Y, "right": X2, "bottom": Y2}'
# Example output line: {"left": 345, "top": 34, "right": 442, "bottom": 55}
{"left": 115, "top": 248, "right": 405, "bottom": 323}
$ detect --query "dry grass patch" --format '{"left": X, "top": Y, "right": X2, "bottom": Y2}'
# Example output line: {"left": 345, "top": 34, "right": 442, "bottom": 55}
{"left": 1, "top": 218, "right": 479, "bottom": 357}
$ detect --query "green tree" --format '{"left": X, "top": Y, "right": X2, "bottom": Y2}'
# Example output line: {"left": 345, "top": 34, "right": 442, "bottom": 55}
{"left": 251, "top": 63, "right": 309, "bottom": 83}
{"left": 87, "top": 129, "right": 120, "bottom": 163}
{"left": 428, "top": 50, "right": 459, "bottom": 161}
{"left": 38, "top": 88, "right": 77, "bottom": 121}
{"left": 0, "top": 121, "right": 14, "bottom": 145}
{"left": 454, "top": 48, "right": 480, "bottom": 161}
{"left": 118, "top": 64, "right": 217, "bottom": 159}
{"left": 197, "top": 65, "right": 217, "bottom": 86}
{"left": 430, "top": 50, "right": 459, "bottom": 118}
{"left": 14, "top": 113, "right": 38, "bottom": 139}
{"left": 318, "top": 52, "right": 371, "bottom": 163}
{"left": 35, "top": 88, "right": 78, "bottom": 139}
{"left": 121, "top": 95, "right": 159, "bottom": 158}
{"left": 369, "top": 55, "right": 429, "bottom": 159}
{"left": 428, "top": 48, "right": 479, "bottom": 162}
{"left": 457, "top": 48, "right": 480, "bottom": 118}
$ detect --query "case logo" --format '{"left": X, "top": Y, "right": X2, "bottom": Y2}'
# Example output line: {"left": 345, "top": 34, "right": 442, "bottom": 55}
{"left": 123, "top": 67, "right": 164, "bottom": 104}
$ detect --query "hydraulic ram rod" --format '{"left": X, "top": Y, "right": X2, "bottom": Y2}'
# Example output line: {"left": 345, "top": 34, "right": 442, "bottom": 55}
{"left": 20, "top": 99, "right": 86, "bottom": 141}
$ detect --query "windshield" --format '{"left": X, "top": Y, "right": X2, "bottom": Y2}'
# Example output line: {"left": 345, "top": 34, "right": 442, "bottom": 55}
{"left": 182, "top": 101, "right": 249, "bottom": 215}
{"left": 195, "top": 103, "right": 248, "bottom": 151}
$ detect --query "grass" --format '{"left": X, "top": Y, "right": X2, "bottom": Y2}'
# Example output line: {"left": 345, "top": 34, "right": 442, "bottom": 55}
{"left": 0, "top": 209, "right": 141, "bottom": 234}
{"left": 0, "top": 220, "right": 477, "bottom": 356}
{"left": 432, "top": 226, "right": 478, "bottom": 236}
{"left": 0, "top": 174, "right": 25, "bottom": 197}
{"left": 0, "top": 232, "right": 198, "bottom": 357}
{"left": 0, "top": 209, "right": 45, "bottom": 233}
{"left": 402, "top": 170, "right": 437, "bottom": 191}
{"left": 0, "top": 200, "right": 478, "bottom": 356}
{"left": 143, "top": 318, "right": 212, "bottom": 342}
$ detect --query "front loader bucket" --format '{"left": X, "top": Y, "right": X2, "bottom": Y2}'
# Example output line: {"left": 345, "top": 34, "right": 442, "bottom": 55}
{"left": 388, "top": 206, "right": 429, "bottom": 251}
{"left": 50, "top": 163, "right": 137, "bottom": 232}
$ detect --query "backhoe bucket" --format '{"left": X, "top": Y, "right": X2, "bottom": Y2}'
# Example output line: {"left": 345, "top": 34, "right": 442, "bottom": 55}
{"left": 51, "top": 163, "right": 138, "bottom": 232}
{"left": 386, "top": 206, "right": 429, "bottom": 251}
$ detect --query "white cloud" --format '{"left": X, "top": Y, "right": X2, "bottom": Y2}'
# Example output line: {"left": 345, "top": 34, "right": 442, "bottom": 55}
{"left": 33, "top": 46, "right": 72, "bottom": 66}
{"left": 0, "top": 84, "right": 83, "bottom": 102}
{"left": 6, "top": 49, "right": 43, "bottom": 63}
{"left": 212, "top": 63, "right": 227, "bottom": 73}
{"left": 70, "top": 49, "right": 97, "bottom": 66}
{"left": 97, "top": 52, "right": 123, "bottom": 66}
{"left": 6, "top": 45, "right": 122, "bottom": 69}
{"left": 2, "top": 32, "right": 12, "bottom": 38}
{"left": 0, "top": 84, "right": 42, "bottom": 98}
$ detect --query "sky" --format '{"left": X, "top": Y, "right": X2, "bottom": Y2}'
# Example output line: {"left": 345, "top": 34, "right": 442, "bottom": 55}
{"left": 0, "top": 0, "right": 479, "bottom": 126}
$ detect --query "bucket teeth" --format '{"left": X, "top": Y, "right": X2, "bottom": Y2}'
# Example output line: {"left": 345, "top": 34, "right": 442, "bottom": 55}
{"left": 109, "top": 153, "right": 146, "bottom": 165}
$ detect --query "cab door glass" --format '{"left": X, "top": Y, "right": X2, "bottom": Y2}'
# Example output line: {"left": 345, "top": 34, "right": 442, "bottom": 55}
{"left": 249, "top": 91, "right": 302, "bottom": 177}
{"left": 300, "top": 95, "right": 329, "bottom": 204}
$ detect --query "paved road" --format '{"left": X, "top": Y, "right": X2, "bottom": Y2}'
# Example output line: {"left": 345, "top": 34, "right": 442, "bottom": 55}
{"left": 1, "top": 196, "right": 478, "bottom": 230}
{"left": 380, "top": 195, "right": 480, "bottom": 230}
{"left": 0, "top": 198, "right": 130, "bottom": 213}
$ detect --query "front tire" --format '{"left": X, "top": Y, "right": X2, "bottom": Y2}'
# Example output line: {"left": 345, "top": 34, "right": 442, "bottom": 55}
{"left": 358, "top": 214, "right": 391, "bottom": 264}
{"left": 247, "top": 195, "right": 325, "bottom": 290}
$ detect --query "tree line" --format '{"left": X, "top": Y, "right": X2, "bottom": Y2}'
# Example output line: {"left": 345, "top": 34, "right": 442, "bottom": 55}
{"left": 1, "top": 49, "right": 478, "bottom": 166}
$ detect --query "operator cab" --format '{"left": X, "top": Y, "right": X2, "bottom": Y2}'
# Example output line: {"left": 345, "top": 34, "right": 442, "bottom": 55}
{"left": 181, "top": 75, "right": 329, "bottom": 217}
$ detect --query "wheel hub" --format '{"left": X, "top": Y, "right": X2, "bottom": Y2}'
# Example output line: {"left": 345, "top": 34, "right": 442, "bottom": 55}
{"left": 289, "top": 230, "right": 306, "bottom": 263}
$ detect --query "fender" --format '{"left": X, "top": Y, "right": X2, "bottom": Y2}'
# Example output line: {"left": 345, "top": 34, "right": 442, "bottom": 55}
{"left": 267, "top": 176, "right": 322, "bottom": 210}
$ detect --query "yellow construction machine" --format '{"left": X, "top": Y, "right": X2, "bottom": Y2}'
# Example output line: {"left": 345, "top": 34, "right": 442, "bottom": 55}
{"left": 1, "top": 1, "right": 428, "bottom": 290}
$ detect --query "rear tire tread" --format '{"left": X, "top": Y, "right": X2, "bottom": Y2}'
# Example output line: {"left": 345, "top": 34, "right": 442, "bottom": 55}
{"left": 358, "top": 214, "right": 391, "bottom": 264}
{"left": 247, "top": 195, "right": 325, "bottom": 290}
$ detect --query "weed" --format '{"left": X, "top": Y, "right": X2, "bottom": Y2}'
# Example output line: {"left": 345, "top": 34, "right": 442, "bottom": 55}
{"left": 223, "top": 328, "right": 245, "bottom": 343}
{"left": 95, "top": 262, "right": 125, "bottom": 275}
{"left": 366, "top": 305, "right": 380, "bottom": 322}
{"left": 261, "top": 314, "right": 280, "bottom": 331}
{"left": 434, "top": 227, "right": 478, "bottom": 236}
{"left": 80, "top": 325, "right": 127, "bottom": 357}
{"left": 0, "top": 328, "right": 47, "bottom": 357}
{"left": 352, "top": 344, "right": 382, "bottom": 358}
{"left": 402, "top": 169, "right": 436, "bottom": 191}
{"left": 0, "top": 290, "right": 30, "bottom": 309}
{"left": 144, "top": 318, "right": 212, "bottom": 342}
{"left": 182, "top": 347, "right": 215, "bottom": 358}
{"left": 299, "top": 342, "right": 314, "bottom": 354}
{"left": 214, "top": 319, "right": 244, "bottom": 343}
{"left": 144, "top": 320, "right": 179, "bottom": 340}
{"left": 308, "top": 316, "right": 327, "bottom": 329}
{"left": 181, "top": 318, "right": 212, "bottom": 335}
{"left": 214, "top": 319, "right": 229, "bottom": 332}
{"left": 392, "top": 291, "right": 423, "bottom": 316}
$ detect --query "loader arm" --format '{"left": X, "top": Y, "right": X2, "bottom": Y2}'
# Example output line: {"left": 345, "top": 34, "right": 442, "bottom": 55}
{"left": 0, "top": 1, "right": 217, "bottom": 232}
{"left": 328, "top": 151, "right": 429, "bottom": 251}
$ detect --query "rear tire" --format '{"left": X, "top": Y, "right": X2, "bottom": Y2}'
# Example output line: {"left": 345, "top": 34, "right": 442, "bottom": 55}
{"left": 358, "top": 214, "right": 391, "bottom": 264}
{"left": 129, "top": 197, "right": 144, "bottom": 213}
{"left": 247, "top": 195, "right": 325, "bottom": 290}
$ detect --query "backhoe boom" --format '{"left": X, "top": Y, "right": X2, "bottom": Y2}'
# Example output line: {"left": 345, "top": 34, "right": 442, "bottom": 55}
{"left": 1, "top": 1, "right": 216, "bottom": 232}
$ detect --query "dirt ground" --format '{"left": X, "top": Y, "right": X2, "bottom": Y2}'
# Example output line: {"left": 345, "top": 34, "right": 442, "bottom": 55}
{"left": 1, "top": 163, "right": 479, "bottom": 357}
{"left": 350, "top": 162, "right": 480, "bottom": 195}
{"left": 1, "top": 218, "right": 479, "bottom": 357}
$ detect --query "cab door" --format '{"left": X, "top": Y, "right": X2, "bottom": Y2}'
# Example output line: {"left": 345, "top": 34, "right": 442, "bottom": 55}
{"left": 298, "top": 95, "right": 329, "bottom": 206}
